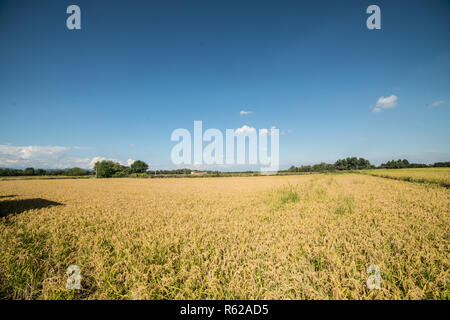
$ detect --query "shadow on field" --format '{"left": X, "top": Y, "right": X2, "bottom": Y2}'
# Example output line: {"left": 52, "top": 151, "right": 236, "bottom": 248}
{"left": 0, "top": 198, "right": 63, "bottom": 218}
{"left": 0, "top": 195, "right": 17, "bottom": 199}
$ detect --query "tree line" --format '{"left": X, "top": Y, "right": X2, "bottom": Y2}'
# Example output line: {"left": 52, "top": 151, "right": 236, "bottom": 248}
{"left": 1, "top": 157, "right": 449, "bottom": 177}
{"left": 285, "top": 157, "right": 450, "bottom": 173}
{"left": 0, "top": 160, "right": 151, "bottom": 178}
{"left": 0, "top": 167, "right": 93, "bottom": 177}
{"left": 93, "top": 160, "right": 149, "bottom": 177}
{"left": 0, "top": 159, "right": 200, "bottom": 178}
{"left": 93, "top": 161, "right": 215, "bottom": 177}
{"left": 378, "top": 159, "right": 450, "bottom": 169}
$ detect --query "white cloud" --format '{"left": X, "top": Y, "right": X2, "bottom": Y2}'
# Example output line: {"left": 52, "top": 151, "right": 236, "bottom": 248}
{"left": 89, "top": 156, "right": 130, "bottom": 168}
{"left": 427, "top": 100, "right": 444, "bottom": 109}
{"left": 259, "top": 126, "right": 277, "bottom": 136}
{"left": 88, "top": 156, "right": 107, "bottom": 168}
{"left": 235, "top": 125, "right": 256, "bottom": 135}
{"left": 193, "top": 161, "right": 202, "bottom": 168}
{"left": 127, "top": 158, "right": 135, "bottom": 166}
{"left": 0, "top": 144, "right": 132, "bottom": 169}
{"left": 0, "top": 145, "right": 65, "bottom": 163}
{"left": 0, "top": 145, "right": 93, "bottom": 169}
{"left": 72, "top": 146, "right": 93, "bottom": 150}
{"left": 372, "top": 94, "right": 398, "bottom": 112}
{"left": 259, "top": 128, "right": 270, "bottom": 136}
{"left": 239, "top": 110, "right": 253, "bottom": 115}
{"left": 233, "top": 125, "right": 279, "bottom": 136}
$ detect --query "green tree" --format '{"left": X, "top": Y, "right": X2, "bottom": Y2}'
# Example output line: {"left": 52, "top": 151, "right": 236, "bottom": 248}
{"left": 36, "top": 169, "right": 47, "bottom": 175}
{"left": 130, "top": 160, "right": 149, "bottom": 173}
{"left": 66, "top": 167, "right": 88, "bottom": 176}
{"left": 334, "top": 157, "right": 371, "bottom": 170}
{"left": 23, "top": 167, "right": 35, "bottom": 176}
{"left": 94, "top": 160, "right": 121, "bottom": 178}
{"left": 433, "top": 162, "right": 450, "bottom": 167}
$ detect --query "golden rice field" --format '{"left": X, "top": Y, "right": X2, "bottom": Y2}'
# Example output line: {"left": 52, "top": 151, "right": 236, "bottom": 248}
{"left": 0, "top": 172, "right": 449, "bottom": 300}
{"left": 360, "top": 168, "right": 450, "bottom": 188}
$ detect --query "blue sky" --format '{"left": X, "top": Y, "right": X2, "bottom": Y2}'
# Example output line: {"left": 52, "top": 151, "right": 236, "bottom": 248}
{"left": 0, "top": 0, "right": 449, "bottom": 170}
